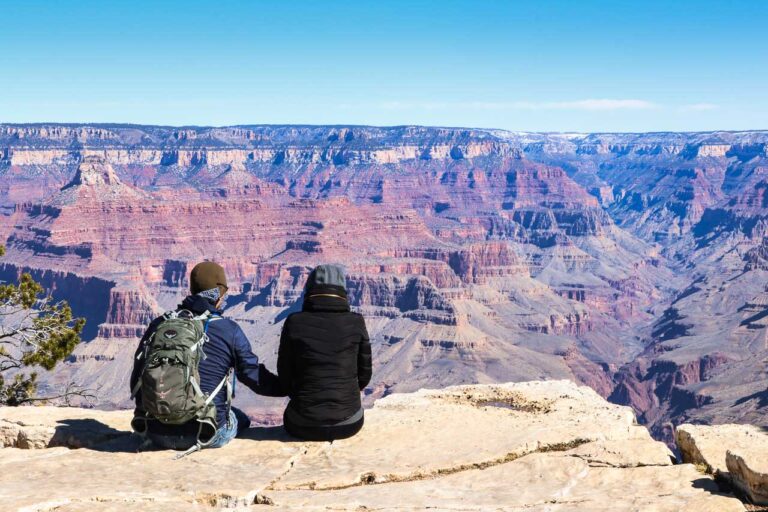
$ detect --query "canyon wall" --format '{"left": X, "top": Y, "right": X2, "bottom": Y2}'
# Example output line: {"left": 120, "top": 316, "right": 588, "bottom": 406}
{"left": 1, "top": 124, "right": 767, "bottom": 440}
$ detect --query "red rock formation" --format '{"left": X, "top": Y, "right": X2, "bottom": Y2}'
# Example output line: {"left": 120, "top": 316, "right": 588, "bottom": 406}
{"left": 2, "top": 124, "right": 766, "bottom": 436}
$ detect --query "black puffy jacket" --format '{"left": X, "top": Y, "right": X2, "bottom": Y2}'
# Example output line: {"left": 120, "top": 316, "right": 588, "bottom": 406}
{"left": 277, "top": 285, "right": 372, "bottom": 424}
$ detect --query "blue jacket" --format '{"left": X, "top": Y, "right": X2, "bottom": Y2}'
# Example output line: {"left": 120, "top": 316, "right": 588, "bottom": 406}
{"left": 130, "top": 295, "right": 284, "bottom": 430}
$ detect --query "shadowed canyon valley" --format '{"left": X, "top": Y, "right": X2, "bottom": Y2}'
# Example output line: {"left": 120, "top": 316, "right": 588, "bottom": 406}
{"left": 1, "top": 124, "right": 767, "bottom": 441}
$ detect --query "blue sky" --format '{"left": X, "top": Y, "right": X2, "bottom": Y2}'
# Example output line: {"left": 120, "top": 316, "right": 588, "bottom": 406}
{"left": 1, "top": 1, "right": 766, "bottom": 132}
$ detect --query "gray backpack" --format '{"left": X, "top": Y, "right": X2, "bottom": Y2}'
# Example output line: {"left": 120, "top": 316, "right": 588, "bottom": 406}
{"left": 131, "top": 309, "right": 232, "bottom": 455}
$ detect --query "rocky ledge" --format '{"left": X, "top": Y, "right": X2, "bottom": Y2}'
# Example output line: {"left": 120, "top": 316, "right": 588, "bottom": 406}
{"left": 678, "top": 423, "right": 768, "bottom": 507}
{"left": 0, "top": 381, "right": 750, "bottom": 511}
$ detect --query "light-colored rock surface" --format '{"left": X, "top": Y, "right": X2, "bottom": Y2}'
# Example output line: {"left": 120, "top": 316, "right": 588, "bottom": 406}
{"left": 677, "top": 423, "right": 768, "bottom": 506}
{"left": 271, "top": 455, "right": 741, "bottom": 512}
{"left": 0, "top": 381, "right": 747, "bottom": 511}
{"left": 566, "top": 438, "right": 673, "bottom": 468}
{"left": 677, "top": 423, "right": 766, "bottom": 475}
{"left": 0, "top": 406, "right": 133, "bottom": 449}
{"left": 271, "top": 381, "right": 653, "bottom": 490}
{"left": 728, "top": 446, "right": 768, "bottom": 505}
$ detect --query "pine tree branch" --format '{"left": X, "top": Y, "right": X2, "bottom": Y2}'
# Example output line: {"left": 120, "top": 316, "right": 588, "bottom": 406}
{"left": 10, "top": 383, "right": 97, "bottom": 407}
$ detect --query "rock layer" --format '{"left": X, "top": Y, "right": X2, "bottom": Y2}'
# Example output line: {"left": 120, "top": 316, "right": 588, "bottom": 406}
{"left": 1, "top": 124, "right": 768, "bottom": 437}
{"left": 0, "top": 125, "right": 667, "bottom": 423}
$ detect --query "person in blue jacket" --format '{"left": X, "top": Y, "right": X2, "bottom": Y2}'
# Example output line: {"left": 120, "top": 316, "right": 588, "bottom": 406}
{"left": 130, "top": 261, "right": 284, "bottom": 450}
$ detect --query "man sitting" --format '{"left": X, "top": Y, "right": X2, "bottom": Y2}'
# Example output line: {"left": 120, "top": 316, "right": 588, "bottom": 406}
{"left": 130, "top": 261, "right": 284, "bottom": 455}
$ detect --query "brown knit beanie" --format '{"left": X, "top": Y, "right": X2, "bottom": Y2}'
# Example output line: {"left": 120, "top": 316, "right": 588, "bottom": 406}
{"left": 189, "top": 261, "right": 228, "bottom": 297}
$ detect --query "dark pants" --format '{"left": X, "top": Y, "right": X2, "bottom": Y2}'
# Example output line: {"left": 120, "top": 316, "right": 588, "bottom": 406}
{"left": 283, "top": 410, "right": 364, "bottom": 442}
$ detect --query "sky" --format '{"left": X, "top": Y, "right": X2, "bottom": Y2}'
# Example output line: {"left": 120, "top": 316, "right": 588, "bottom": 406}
{"left": 1, "top": 0, "right": 766, "bottom": 132}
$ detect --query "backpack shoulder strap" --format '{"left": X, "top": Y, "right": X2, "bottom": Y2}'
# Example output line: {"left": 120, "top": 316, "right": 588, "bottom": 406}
{"left": 204, "top": 368, "right": 232, "bottom": 407}
{"left": 201, "top": 368, "right": 235, "bottom": 429}
{"left": 202, "top": 313, "right": 223, "bottom": 334}
{"left": 130, "top": 376, "right": 143, "bottom": 399}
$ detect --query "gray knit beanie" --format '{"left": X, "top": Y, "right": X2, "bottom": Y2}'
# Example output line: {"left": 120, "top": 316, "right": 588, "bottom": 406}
{"left": 305, "top": 264, "right": 347, "bottom": 290}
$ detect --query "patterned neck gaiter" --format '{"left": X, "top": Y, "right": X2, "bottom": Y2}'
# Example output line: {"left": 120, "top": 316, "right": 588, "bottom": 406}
{"left": 196, "top": 287, "right": 221, "bottom": 304}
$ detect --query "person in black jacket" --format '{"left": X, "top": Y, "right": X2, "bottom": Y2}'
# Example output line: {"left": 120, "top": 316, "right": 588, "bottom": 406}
{"left": 130, "top": 261, "right": 285, "bottom": 451}
{"left": 277, "top": 264, "right": 372, "bottom": 441}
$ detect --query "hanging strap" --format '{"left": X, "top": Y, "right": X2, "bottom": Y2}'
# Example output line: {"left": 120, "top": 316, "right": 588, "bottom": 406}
{"left": 204, "top": 370, "right": 230, "bottom": 406}
{"left": 173, "top": 418, "right": 214, "bottom": 459}
{"left": 199, "top": 313, "right": 230, "bottom": 425}
{"left": 225, "top": 369, "right": 234, "bottom": 428}
{"left": 130, "top": 379, "right": 143, "bottom": 399}
{"left": 131, "top": 415, "right": 150, "bottom": 435}
{"left": 190, "top": 376, "right": 204, "bottom": 397}
{"left": 174, "top": 441, "right": 201, "bottom": 459}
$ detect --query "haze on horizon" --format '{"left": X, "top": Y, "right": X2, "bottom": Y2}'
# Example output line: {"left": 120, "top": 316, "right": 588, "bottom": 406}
{"left": 1, "top": 0, "right": 766, "bottom": 133}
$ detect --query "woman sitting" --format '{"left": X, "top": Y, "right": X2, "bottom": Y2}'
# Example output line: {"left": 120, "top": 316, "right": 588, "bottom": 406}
{"left": 277, "top": 264, "right": 372, "bottom": 441}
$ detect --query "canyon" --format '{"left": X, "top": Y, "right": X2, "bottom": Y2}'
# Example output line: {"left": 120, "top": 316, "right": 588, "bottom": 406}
{"left": 0, "top": 124, "right": 767, "bottom": 441}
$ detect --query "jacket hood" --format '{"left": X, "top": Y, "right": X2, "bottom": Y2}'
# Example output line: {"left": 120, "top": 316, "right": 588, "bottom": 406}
{"left": 302, "top": 284, "right": 350, "bottom": 313}
{"left": 179, "top": 294, "right": 223, "bottom": 316}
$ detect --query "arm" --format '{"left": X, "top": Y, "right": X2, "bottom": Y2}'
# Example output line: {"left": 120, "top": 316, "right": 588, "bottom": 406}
{"left": 357, "top": 315, "right": 372, "bottom": 390}
{"left": 276, "top": 318, "right": 293, "bottom": 397}
{"left": 232, "top": 325, "right": 286, "bottom": 397}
